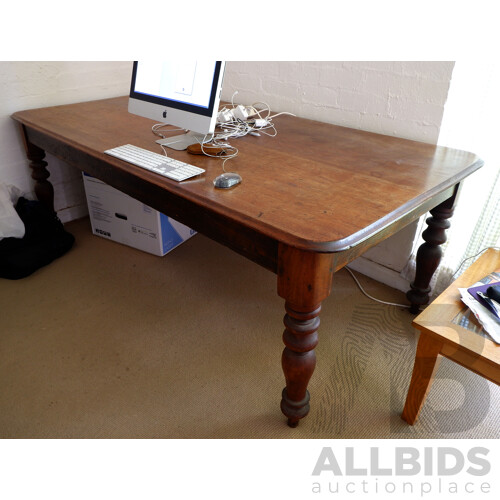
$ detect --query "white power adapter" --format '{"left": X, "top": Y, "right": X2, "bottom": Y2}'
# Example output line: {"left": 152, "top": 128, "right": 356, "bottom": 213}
{"left": 232, "top": 104, "right": 249, "bottom": 121}
{"left": 253, "top": 118, "right": 269, "bottom": 128}
{"left": 217, "top": 109, "right": 234, "bottom": 123}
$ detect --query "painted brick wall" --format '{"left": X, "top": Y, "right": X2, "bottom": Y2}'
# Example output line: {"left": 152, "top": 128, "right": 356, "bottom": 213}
{"left": 222, "top": 61, "right": 453, "bottom": 143}
{"left": 0, "top": 61, "right": 131, "bottom": 221}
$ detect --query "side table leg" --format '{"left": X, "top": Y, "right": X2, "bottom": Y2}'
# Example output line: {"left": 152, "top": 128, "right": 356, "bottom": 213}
{"left": 277, "top": 244, "right": 334, "bottom": 427}
{"left": 402, "top": 333, "right": 443, "bottom": 424}
{"left": 407, "top": 185, "right": 460, "bottom": 313}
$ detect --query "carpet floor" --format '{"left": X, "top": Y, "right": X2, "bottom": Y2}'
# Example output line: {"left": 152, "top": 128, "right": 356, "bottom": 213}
{"left": 1, "top": 218, "right": 498, "bottom": 438}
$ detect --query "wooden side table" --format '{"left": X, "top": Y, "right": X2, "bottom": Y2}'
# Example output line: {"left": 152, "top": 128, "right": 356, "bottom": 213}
{"left": 402, "top": 249, "right": 500, "bottom": 424}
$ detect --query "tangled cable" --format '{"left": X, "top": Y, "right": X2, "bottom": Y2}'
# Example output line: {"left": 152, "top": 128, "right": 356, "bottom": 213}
{"left": 151, "top": 91, "right": 295, "bottom": 171}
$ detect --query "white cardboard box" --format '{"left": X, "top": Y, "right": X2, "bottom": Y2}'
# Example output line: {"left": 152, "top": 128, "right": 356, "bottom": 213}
{"left": 82, "top": 173, "right": 196, "bottom": 256}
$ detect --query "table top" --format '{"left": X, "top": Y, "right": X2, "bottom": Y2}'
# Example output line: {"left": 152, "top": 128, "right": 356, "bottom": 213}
{"left": 12, "top": 96, "right": 483, "bottom": 252}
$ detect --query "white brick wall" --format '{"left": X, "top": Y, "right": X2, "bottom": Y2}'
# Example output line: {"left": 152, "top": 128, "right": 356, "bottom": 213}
{"left": 0, "top": 61, "right": 131, "bottom": 221}
{"left": 222, "top": 61, "right": 454, "bottom": 143}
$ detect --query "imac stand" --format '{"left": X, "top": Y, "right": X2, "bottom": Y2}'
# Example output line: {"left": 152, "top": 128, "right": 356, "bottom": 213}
{"left": 156, "top": 131, "right": 214, "bottom": 151}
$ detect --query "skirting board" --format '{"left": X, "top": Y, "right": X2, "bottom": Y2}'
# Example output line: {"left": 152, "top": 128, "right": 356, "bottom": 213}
{"left": 58, "top": 204, "right": 89, "bottom": 224}
{"left": 347, "top": 256, "right": 411, "bottom": 293}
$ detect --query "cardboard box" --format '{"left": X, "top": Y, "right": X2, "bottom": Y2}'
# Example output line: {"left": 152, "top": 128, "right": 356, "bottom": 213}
{"left": 82, "top": 173, "right": 195, "bottom": 256}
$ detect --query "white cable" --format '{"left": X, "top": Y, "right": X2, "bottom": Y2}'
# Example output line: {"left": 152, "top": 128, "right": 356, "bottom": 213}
{"left": 151, "top": 123, "right": 185, "bottom": 140}
{"left": 269, "top": 111, "right": 297, "bottom": 119}
{"left": 345, "top": 246, "right": 500, "bottom": 309}
{"left": 250, "top": 102, "right": 272, "bottom": 120}
{"left": 450, "top": 246, "right": 500, "bottom": 280}
{"left": 345, "top": 267, "right": 409, "bottom": 308}
{"left": 153, "top": 94, "right": 295, "bottom": 170}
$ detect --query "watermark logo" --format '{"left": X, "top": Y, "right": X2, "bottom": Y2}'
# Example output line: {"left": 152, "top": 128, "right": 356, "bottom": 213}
{"left": 311, "top": 303, "right": 494, "bottom": 437}
{"left": 311, "top": 446, "right": 492, "bottom": 496}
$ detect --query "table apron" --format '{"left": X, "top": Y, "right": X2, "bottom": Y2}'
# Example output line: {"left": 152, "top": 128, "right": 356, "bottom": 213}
{"left": 21, "top": 126, "right": 458, "bottom": 277}
{"left": 331, "top": 185, "right": 458, "bottom": 272}
{"left": 22, "top": 126, "right": 279, "bottom": 273}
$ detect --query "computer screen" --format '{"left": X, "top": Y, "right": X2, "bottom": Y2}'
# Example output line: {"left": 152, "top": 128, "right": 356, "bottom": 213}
{"left": 129, "top": 61, "right": 225, "bottom": 150}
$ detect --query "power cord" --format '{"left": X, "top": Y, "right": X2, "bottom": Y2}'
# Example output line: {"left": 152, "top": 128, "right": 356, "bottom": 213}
{"left": 344, "top": 266, "right": 409, "bottom": 308}
{"left": 216, "top": 94, "right": 296, "bottom": 139}
{"left": 151, "top": 123, "right": 185, "bottom": 140}
{"left": 150, "top": 92, "right": 295, "bottom": 173}
{"left": 345, "top": 246, "right": 500, "bottom": 309}
{"left": 450, "top": 246, "right": 500, "bottom": 281}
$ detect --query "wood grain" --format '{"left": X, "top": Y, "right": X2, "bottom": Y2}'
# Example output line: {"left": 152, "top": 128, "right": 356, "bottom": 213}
{"left": 403, "top": 249, "right": 500, "bottom": 425}
{"left": 12, "top": 96, "right": 483, "bottom": 253}
{"left": 414, "top": 248, "right": 500, "bottom": 369}
{"left": 277, "top": 245, "right": 334, "bottom": 426}
{"left": 401, "top": 334, "right": 443, "bottom": 425}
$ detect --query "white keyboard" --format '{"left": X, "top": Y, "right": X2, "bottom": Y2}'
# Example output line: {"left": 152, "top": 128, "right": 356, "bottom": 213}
{"left": 104, "top": 144, "right": 205, "bottom": 181}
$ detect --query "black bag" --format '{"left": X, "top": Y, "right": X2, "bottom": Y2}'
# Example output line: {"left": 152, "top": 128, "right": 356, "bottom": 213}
{"left": 0, "top": 197, "right": 74, "bottom": 280}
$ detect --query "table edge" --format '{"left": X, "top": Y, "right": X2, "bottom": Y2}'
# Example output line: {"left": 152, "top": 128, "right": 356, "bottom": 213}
{"left": 11, "top": 110, "right": 484, "bottom": 254}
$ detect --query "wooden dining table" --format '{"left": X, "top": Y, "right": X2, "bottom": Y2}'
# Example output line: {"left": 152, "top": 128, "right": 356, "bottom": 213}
{"left": 12, "top": 96, "right": 483, "bottom": 427}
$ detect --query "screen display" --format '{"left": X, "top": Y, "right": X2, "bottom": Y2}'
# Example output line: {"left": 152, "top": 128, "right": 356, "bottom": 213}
{"left": 133, "top": 61, "right": 218, "bottom": 110}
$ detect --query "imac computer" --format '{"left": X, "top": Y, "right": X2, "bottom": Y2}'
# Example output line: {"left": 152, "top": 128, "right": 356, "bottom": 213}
{"left": 128, "top": 61, "right": 225, "bottom": 150}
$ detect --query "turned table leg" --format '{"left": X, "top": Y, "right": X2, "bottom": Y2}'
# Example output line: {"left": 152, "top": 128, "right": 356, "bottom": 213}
{"left": 277, "top": 244, "right": 334, "bottom": 427}
{"left": 19, "top": 125, "right": 55, "bottom": 213}
{"left": 407, "top": 185, "right": 461, "bottom": 313}
{"left": 281, "top": 302, "right": 321, "bottom": 427}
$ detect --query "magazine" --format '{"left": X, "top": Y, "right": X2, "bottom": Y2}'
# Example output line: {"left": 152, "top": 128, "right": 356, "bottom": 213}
{"left": 457, "top": 270, "right": 500, "bottom": 344}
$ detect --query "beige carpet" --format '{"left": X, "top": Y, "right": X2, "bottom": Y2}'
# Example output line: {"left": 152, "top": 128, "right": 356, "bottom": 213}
{"left": 1, "top": 218, "right": 498, "bottom": 438}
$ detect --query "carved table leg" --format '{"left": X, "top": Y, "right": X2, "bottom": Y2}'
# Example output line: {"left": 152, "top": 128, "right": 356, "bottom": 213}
{"left": 19, "top": 125, "right": 55, "bottom": 213}
{"left": 281, "top": 302, "right": 321, "bottom": 427}
{"left": 407, "top": 185, "right": 461, "bottom": 313}
{"left": 277, "top": 244, "right": 334, "bottom": 427}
